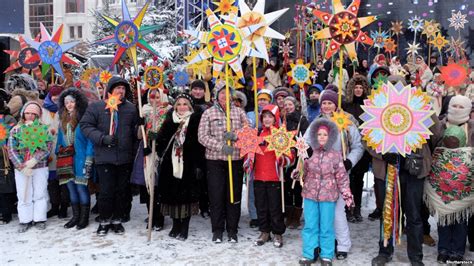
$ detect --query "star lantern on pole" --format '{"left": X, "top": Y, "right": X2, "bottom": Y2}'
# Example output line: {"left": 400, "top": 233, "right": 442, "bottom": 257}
{"left": 234, "top": 125, "right": 264, "bottom": 158}
{"left": 3, "top": 35, "right": 42, "bottom": 79}
{"left": 14, "top": 119, "right": 53, "bottom": 154}
{"left": 448, "top": 11, "right": 468, "bottom": 31}
{"left": 430, "top": 33, "right": 449, "bottom": 51}
{"left": 264, "top": 126, "right": 297, "bottom": 158}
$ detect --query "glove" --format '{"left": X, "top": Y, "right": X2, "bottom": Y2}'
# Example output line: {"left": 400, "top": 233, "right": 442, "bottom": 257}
{"left": 137, "top": 117, "right": 146, "bottom": 126}
{"left": 143, "top": 147, "right": 152, "bottom": 157}
{"left": 102, "top": 135, "right": 117, "bottom": 147}
{"left": 382, "top": 153, "right": 398, "bottom": 165}
{"left": 84, "top": 158, "right": 93, "bottom": 179}
{"left": 24, "top": 158, "right": 38, "bottom": 169}
{"left": 195, "top": 168, "right": 204, "bottom": 180}
{"left": 21, "top": 167, "right": 33, "bottom": 177}
{"left": 223, "top": 131, "right": 238, "bottom": 142}
{"left": 290, "top": 169, "right": 300, "bottom": 180}
{"left": 342, "top": 191, "right": 355, "bottom": 208}
{"left": 343, "top": 159, "right": 352, "bottom": 171}
{"left": 148, "top": 131, "right": 158, "bottom": 141}
{"left": 222, "top": 145, "right": 235, "bottom": 156}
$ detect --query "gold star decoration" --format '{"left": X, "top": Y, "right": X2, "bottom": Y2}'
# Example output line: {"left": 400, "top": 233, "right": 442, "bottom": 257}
{"left": 212, "top": 0, "right": 238, "bottom": 15}
{"left": 185, "top": 48, "right": 212, "bottom": 79}
{"left": 430, "top": 33, "right": 448, "bottom": 51}
{"left": 331, "top": 110, "right": 352, "bottom": 131}
{"left": 384, "top": 38, "right": 397, "bottom": 54}
{"left": 288, "top": 59, "right": 311, "bottom": 88}
{"left": 390, "top": 20, "right": 403, "bottom": 35}
{"left": 422, "top": 20, "right": 440, "bottom": 39}
{"left": 264, "top": 126, "right": 296, "bottom": 158}
{"left": 105, "top": 93, "right": 122, "bottom": 112}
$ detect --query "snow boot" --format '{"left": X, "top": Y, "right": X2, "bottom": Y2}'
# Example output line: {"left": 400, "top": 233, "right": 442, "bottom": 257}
{"left": 321, "top": 258, "right": 332, "bottom": 266}
{"left": 169, "top": 218, "right": 181, "bottom": 238}
{"left": 298, "top": 257, "right": 316, "bottom": 265}
{"left": 47, "top": 204, "right": 59, "bottom": 218}
{"left": 76, "top": 205, "right": 90, "bottom": 230}
{"left": 18, "top": 222, "right": 33, "bottom": 233}
{"left": 111, "top": 223, "right": 125, "bottom": 235}
{"left": 64, "top": 204, "right": 80, "bottom": 229}
{"left": 290, "top": 207, "right": 302, "bottom": 229}
{"left": 353, "top": 206, "right": 363, "bottom": 223}
{"left": 35, "top": 221, "right": 46, "bottom": 230}
{"left": 371, "top": 254, "right": 392, "bottom": 266}
{"left": 254, "top": 232, "right": 271, "bottom": 246}
{"left": 212, "top": 231, "right": 223, "bottom": 243}
{"left": 97, "top": 223, "right": 110, "bottom": 236}
{"left": 273, "top": 234, "right": 283, "bottom": 248}
{"left": 285, "top": 206, "right": 294, "bottom": 227}
{"left": 176, "top": 217, "right": 190, "bottom": 241}
{"left": 368, "top": 208, "right": 382, "bottom": 221}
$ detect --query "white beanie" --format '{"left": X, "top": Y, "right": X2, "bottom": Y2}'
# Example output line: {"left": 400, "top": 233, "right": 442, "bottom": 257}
{"left": 447, "top": 95, "right": 472, "bottom": 125}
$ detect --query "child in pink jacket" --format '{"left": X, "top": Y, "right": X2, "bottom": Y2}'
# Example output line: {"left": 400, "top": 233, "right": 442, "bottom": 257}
{"left": 298, "top": 118, "right": 354, "bottom": 266}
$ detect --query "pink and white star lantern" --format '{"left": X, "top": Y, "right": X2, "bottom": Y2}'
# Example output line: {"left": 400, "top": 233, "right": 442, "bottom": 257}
{"left": 359, "top": 81, "right": 435, "bottom": 157}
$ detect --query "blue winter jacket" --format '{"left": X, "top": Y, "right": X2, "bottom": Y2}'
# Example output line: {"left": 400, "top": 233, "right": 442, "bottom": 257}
{"left": 56, "top": 125, "right": 94, "bottom": 178}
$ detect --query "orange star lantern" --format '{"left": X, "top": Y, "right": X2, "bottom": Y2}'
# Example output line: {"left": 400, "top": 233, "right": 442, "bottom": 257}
{"left": 264, "top": 126, "right": 296, "bottom": 158}
{"left": 312, "top": 0, "right": 377, "bottom": 61}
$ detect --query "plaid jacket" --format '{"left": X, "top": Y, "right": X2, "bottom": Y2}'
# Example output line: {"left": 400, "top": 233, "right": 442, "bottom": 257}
{"left": 198, "top": 104, "right": 248, "bottom": 161}
{"left": 8, "top": 123, "right": 52, "bottom": 170}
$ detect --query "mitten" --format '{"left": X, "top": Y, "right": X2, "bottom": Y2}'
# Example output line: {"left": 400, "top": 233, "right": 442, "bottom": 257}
{"left": 224, "top": 131, "right": 238, "bottom": 141}
{"left": 102, "top": 135, "right": 117, "bottom": 146}
{"left": 24, "top": 158, "right": 38, "bottom": 169}
{"left": 343, "top": 159, "right": 352, "bottom": 171}
{"left": 222, "top": 145, "right": 235, "bottom": 156}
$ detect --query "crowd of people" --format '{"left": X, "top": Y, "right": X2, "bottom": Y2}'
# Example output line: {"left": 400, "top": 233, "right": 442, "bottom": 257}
{"left": 0, "top": 51, "right": 473, "bottom": 266}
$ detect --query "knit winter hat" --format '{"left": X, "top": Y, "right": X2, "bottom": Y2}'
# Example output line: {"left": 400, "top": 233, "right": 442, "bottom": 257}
{"left": 447, "top": 95, "right": 471, "bottom": 125}
{"left": 319, "top": 89, "right": 338, "bottom": 106}
{"left": 175, "top": 93, "right": 194, "bottom": 107}
{"left": 272, "top": 87, "right": 290, "bottom": 99}
{"left": 49, "top": 85, "right": 64, "bottom": 96}
{"left": 443, "top": 125, "right": 467, "bottom": 148}
{"left": 307, "top": 84, "right": 323, "bottom": 97}
{"left": 284, "top": 96, "right": 300, "bottom": 110}
{"left": 375, "top": 54, "right": 386, "bottom": 64}
{"left": 257, "top": 89, "right": 273, "bottom": 102}
{"left": 325, "top": 84, "right": 339, "bottom": 93}
{"left": 21, "top": 101, "right": 42, "bottom": 118}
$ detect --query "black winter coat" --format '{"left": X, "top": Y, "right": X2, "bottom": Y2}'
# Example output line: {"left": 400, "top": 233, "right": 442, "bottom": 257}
{"left": 156, "top": 111, "right": 205, "bottom": 205}
{"left": 285, "top": 110, "right": 309, "bottom": 134}
{"left": 79, "top": 100, "right": 138, "bottom": 165}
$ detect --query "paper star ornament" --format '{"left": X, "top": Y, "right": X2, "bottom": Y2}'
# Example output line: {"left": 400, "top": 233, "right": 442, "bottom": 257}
{"left": 288, "top": 59, "right": 311, "bottom": 88}
{"left": 234, "top": 125, "right": 264, "bottom": 158}
{"left": 370, "top": 30, "right": 390, "bottom": 49}
{"left": 430, "top": 33, "right": 448, "bottom": 51}
{"left": 384, "top": 38, "right": 397, "bottom": 54}
{"left": 184, "top": 8, "right": 265, "bottom": 82}
{"left": 14, "top": 119, "right": 52, "bottom": 154}
{"left": 213, "top": 0, "right": 238, "bottom": 15}
{"left": 331, "top": 110, "right": 352, "bottom": 131}
{"left": 94, "top": 0, "right": 160, "bottom": 69}
{"left": 312, "top": 0, "right": 377, "bottom": 61}
{"left": 264, "top": 126, "right": 296, "bottom": 158}
{"left": 185, "top": 48, "right": 212, "bottom": 79}
{"left": 390, "top": 21, "right": 403, "bottom": 35}
{"left": 448, "top": 11, "right": 468, "bottom": 31}
{"left": 24, "top": 23, "right": 80, "bottom": 78}
{"left": 99, "top": 70, "right": 113, "bottom": 84}
{"left": 422, "top": 20, "right": 440, "bottom": 38}
{"left": 3, "top": 35, "right": 42, "bottom": 79}
{"left": 408, "top": 16, "right": 424, "bottom": 32}
{"left": 105, "top": 93, "right": 122, "bottom": 112}
{"left": 295, "top": 133, "right": 309, "bottom": 159}
{"left": 406, "top": 43, "right": 421, "bottom": 57}
{"left": 360, "top": 81, "right": 435, "bottom": 157}
{"left": 237, "top": 0, "right": 288, "bottom": 63}
{"left": 144, "top": 66, "right": 164, "bottom": 90}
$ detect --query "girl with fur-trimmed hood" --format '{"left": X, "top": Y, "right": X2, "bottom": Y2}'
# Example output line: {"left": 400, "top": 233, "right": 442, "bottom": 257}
{"left": 56, "top": 88, "right": 94, "bottom": 230}
{"left": 298, "top": 118, "right": 353, "bottom": 266}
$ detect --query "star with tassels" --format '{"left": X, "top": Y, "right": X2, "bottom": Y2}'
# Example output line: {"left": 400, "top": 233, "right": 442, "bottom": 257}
{"left": 185, "top": 8, "right": 265, "bottom": 82}
{"left": 264, "top": 126, "right": 296, "bottom": 158}
{"left": 237, "top": 0, "right": 288, "bottom": 63}
{"left": 234, "top": 125, "right": 264, "bottom": 158}
{"left": 3, "top": 35, "right": 42, "bottom": 79}
{"left": 94, "top": 0, "right": 160, "bottom": 69}
{"left": 24, "top": 23, "right": 79, "bottom": 78}
{"left": 312, "top": 0, "right": 377, "bottom": 62}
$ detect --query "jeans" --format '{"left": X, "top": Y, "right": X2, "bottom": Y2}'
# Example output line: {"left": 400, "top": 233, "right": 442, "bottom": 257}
{"left": 206, "top": 160, "right": 243, "bottom": 234}
{"left": 254, "top": 181, "right": 285, "bottom": 235}
{"left": 378, "top": 169, "right": 424, "bottom": 263}
{"left": 66, "top": 181, "right": 90, "bottom": 205}
{"left": 96, "top": 163, "right": 132, "bottom": 223}
{"left": 247, "top": 177, "right": 257, "bottom": 219}
{"left": 302, "top": 198, "right": 336, "bottom": 260}
{"left": 438, "top": 221, "right": 468, "bottom": 257}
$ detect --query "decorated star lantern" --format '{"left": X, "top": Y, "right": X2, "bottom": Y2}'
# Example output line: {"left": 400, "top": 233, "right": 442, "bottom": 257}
{"left": 331, "top": 110, "right": 352, "bottom": 131}
{"left": 14, "top": 119, "right": 52, "bottom": 154}
{"left": 3, "top": 35, "right": 42, "bottom": 79}
{"left": 105, "top": 93, "right": 122, "bottom": 112}
{"left": 94, "top": 0, "right": 161, "bottom": 70}
{"left": 144, "top": 66, "right": 164, "bottom": 90}
{"left": 422, "top": 20, "right": 440, "bottom": 39}
{"left": 234, "top": 125, "right": 264, "bottom": 158}
{"left": 237, "top": 0, "right": 289, "bottom": 62}
{"left": 264, "top": 126, "right": 296, "bottom": 158}
{"left": 185, "top": 8, "right": 266, "bottom": 82}
{"left": 312, "top": 0, "right": 377, "bottom": 61}
{"left": 390, "top": 21, "right": 403, "bottom": 36}
{"left": 24, "top": 23, "right": 80, "bottom": 78}
{"left": 0, "top": 115, "right": 14, "bottom": 146}
{"left": 370, "top": 30, "right": 390, "bottom": 50}
{"left": 439, "top": 61, "right": 470, "bottom": 88}
{"left": 288, "top": 59, "right": 311, "bottom": 88}
{"left": 360, "top": 81, "right": 435, "bottom": 157}
{"left": 430, "top": 33, "right": 449, "bottom": 51}
{"left": 448, "top": 11, "right": 468, "bottom": 31}
{"left": 384, "top": 38, "right": 397, "bottom": 54}
{"left": 185, "top": 48, "right": 212, "bottom": 80}
{"left": 295, "top": 133, "right": 309, "bottom": 160}
{"left": 174, "top": 70, "right": 190, "bottom": 87}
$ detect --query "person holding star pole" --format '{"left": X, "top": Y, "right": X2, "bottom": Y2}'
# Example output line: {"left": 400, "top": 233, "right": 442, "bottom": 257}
{"left": 8, "top": 101, "right": 53, "bottom": 233}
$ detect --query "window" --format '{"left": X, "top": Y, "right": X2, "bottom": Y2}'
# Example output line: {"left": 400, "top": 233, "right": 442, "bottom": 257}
{"left": 29, "top": 0, "right": 53, "bottom": 37}
{"left": 78, "top": 26, "right": 83, "bottom": 39}
{"left": 70, "top": 26, "right": 75, "bottom": 39}
{"left": 66, "top": 0, "right": 85, "bottom": 13}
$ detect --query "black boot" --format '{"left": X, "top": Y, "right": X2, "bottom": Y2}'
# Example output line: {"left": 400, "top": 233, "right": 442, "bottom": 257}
{"left": 64, "top": 204, "right": 80, "bottom": 228}
{"left": 169, "top": 218, "right": 181, "bottom": 238}
{"left": 58, "top": 204, "right": 68, "bottom": 219}
{"left": 76, "top": 205, "right": 90, "bottom": 230}
{"left": 177, "top": 217, "right": 190, "bottom": 241}
{"left": 47, "top": 204, "right": 59, "bottom": 218}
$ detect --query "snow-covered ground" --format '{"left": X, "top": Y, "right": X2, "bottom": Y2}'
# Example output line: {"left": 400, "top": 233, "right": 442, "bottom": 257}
{"left": 1, "top": 173, "right": 473, "bottom": 265}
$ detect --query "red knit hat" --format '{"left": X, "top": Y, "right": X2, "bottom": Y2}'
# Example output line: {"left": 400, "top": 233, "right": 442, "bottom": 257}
{"left": 49, "top": 85, "right": 64, "bottom": 96}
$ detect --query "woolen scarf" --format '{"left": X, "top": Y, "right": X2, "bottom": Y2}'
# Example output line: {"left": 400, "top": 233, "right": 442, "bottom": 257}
{"left": 171, "top": 110, "right": 193, "bottom": 179}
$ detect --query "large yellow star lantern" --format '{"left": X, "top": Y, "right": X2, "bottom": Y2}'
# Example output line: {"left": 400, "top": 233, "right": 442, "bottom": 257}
{"left": 288, "top": 59, "right": 311, "bottom": 88}
{"left": 237, "top": 0, "right": 288, "bottom": 62}
{"left": 185, "top": 49, "right": 212, "bottom": 79}
{"left": 312, "top": 0, "right": 377, "bottom": 62}
{"left": 184, "top": 8, "right": 265, "bottom": 82}
{"left": 264, "top": 126, "right": 296, "bottom": 158}
{"left": 331, "top": 110, "right": 352, "bottom": 131}
{"left": 94, "top": 0, "right": 160, "bottom": 70}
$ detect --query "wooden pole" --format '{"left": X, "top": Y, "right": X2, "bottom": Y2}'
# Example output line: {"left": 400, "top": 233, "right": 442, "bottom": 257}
{"left": 280, "top": 165, "right": 285, "bottom": 213}
{"left": 338, "top": 51, "right": 347, "bottom": 161}
{"left": 147, "top": 98, "right": 157, "bottom": 242}
{"left": 253, "top": 57, "right": 258, "bottom": 129}
{"left": 225, "top": 64, "right": 234, "bottom": 203}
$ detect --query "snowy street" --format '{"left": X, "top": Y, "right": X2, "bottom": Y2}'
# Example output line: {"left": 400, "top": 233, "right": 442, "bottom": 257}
{"left": 1, "top": 177, "right": 473, "bottom": 265}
